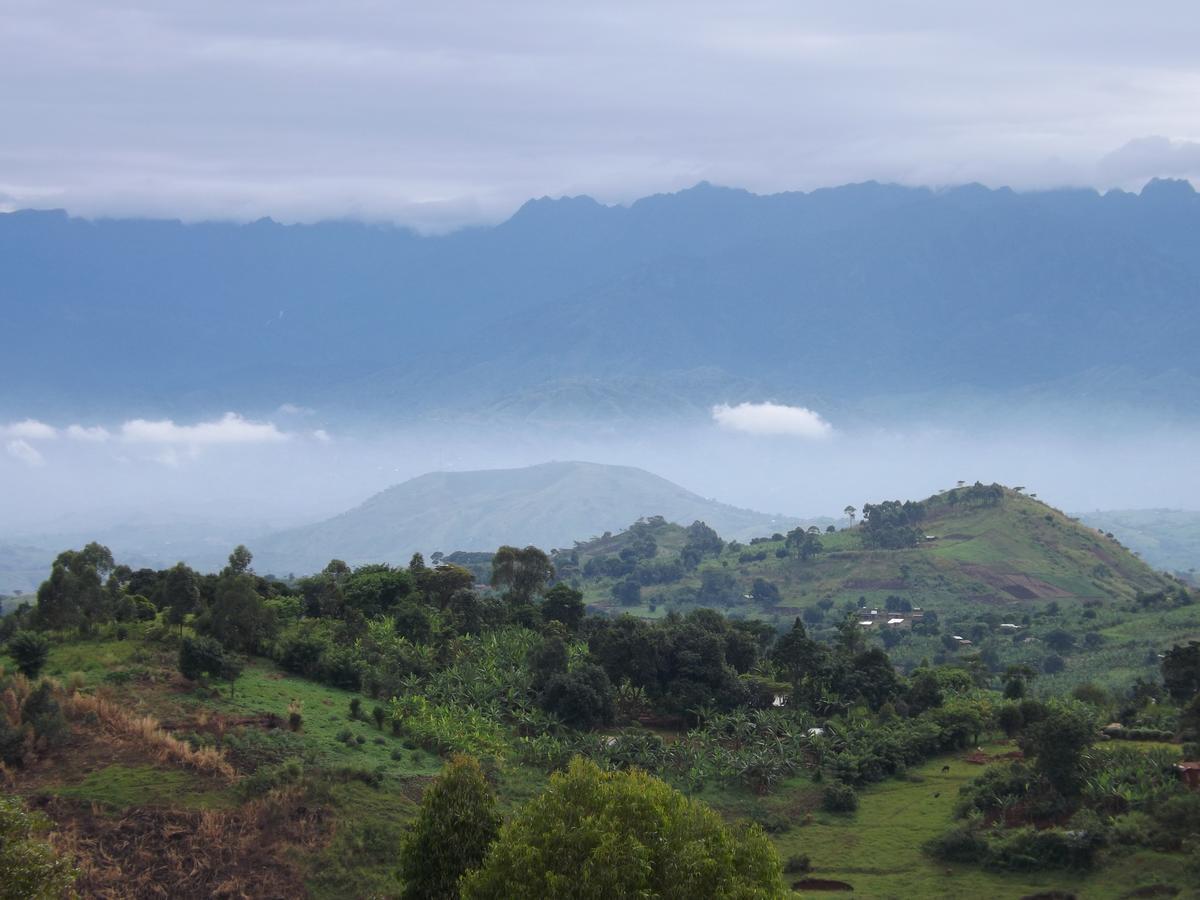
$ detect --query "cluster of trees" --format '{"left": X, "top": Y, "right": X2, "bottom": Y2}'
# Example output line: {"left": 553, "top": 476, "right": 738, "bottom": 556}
{"left": 399, "top": 754, "right": 783, "bottom": 898}
{"left": 860, "top": 499, "right": 927, "bottom": 549}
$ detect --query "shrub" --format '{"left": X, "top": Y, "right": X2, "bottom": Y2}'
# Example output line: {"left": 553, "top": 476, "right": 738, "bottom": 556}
{"left": 399, "top": 755, "right": 502, "bottom": 900}
{"left": 20, "top": 682, "right": 67, "bottom": 749}
{"left": 349, "top": 698, "right": 362, "bottom": 720}
{"left": 372, "top": 705, "right": 386, "bottom": 730}
{"left": 0, "top": 796, "right": 78, "bottom": 898}
{"left": 7, "top": 632, "right": 50, "bottom": 679}
{"left": 783, "top": 853, "right": 811, "bottom": 874}
{"left": 460, "top": 757, "right": 783, "bottom": 899}
{"left": 822, "top": 782, "right": 859, "bottom": 813}
{"left": 925, "top": 824, "right": 989, "bottom": 864}
{"left": 178, "top": 636, "right": 240, "bottom": 683}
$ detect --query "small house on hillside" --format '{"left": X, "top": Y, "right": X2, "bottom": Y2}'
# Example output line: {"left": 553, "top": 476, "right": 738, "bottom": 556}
{"left": 1178, "top": 761, "right": 1200, "bottom": 789}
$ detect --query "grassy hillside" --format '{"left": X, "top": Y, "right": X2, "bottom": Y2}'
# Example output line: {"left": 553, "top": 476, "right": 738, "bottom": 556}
{"left": 251, "top": 461, "right": 802, "bottom": 576}
{"left": 1079, "top": 508, "right": 1200, "bottom": 577}
{"left": 6, "top": 634, "right": 1195, "bottom": 899}
{"left": 571, "top": 487, "right": 1195, "bottom": 690}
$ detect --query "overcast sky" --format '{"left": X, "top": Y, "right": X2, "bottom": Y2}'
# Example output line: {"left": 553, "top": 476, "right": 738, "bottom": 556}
{"left": 3, "top": 1, "right": 1200, "bottom": 229}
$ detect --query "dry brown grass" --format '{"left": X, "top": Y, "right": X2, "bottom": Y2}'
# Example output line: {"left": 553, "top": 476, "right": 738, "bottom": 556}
{"left": 43, "top": 787, "right": 327, "bottom": 899}
{"left": 64, "top": 692, "right": 236, "bottom": 781}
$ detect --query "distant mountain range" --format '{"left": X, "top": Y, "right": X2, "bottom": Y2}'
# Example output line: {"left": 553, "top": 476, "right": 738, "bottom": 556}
{"left": 4, "top": 178, "right": 1200, "bottom": 422}
{"left": 248, "top": 462, "right": 804, "bottom": 577}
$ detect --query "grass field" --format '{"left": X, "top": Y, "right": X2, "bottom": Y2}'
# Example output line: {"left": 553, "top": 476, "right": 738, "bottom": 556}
{"left": 7, "top": 624, "right": 1199, "bottom": 898}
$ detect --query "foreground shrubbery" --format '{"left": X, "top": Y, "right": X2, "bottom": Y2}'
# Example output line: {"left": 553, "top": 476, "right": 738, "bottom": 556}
{"left": 0, "top": 797, "right": 78, "bottom": 900}
{"left": 460, "top": 757, "right": 785, "bottom": 898}
{"left": 927, "top": 701, "right": 1200, "bottom": 872}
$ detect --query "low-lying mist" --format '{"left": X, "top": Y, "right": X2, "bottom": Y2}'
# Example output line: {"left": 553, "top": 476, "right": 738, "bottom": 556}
{"left": 3, "top": 405, "right": 1197, "bottom": 562}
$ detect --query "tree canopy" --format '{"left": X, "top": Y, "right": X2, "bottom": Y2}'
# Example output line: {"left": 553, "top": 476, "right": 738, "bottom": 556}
{"left": 461, "top": 757, "right": 784, "bottom": 899}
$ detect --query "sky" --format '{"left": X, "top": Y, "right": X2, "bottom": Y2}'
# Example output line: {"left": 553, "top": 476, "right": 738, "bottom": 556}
{"left": 3, "top": 1, "right": 1200, "bottom": 229}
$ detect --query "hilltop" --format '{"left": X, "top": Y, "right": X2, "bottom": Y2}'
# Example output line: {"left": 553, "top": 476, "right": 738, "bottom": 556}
{"left": 249, "top": 461, "right": 802, "bottom": 576}
{"left": 566, "top": 484, "right": 1194, "bottom": 689}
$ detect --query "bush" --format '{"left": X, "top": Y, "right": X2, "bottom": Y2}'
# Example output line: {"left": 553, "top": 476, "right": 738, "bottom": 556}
{"left": 7, "top": 632, "right": 50, "bottom": 679}
{"left": 21, "top": 682, "right": 67, "bottom": 748}
{"left": 925, "top": 824, "right": 989, "bottom": 864}
{"left": 0, "top": 797, "right": 78, "bottom": 898}
{"left": 349, "top": 697, "right": 362, "bottom": 720}
{"left": 178, "top": 636, "right": 240, "bottom": 683}
{"left": 783, "top": 853, "right": 811, "bottom": 874}
{"left": 822, "top": 782, "right": 859, "bottom": 813}
{"left": 372, "top": 705, "right": 386, "bottom": 729}
{"left": 460, "top": 758, "right": 782, "bottom": 899}
{"left": 399, "top": 755, "right": 502, "bottom": 900}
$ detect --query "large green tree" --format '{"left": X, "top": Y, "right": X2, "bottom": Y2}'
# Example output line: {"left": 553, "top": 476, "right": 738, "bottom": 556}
{"left": 461, "top": 757, "right": 783, "bottom": 899}
{"left": 33, "top": 542, "right": 114, "bottom": 630}
{"left": 197, "top": 548, "right": 275, "bottom": 652}
{"left": 161, "top": 562, "right": 200, "bottom": 634}
{"left": 398, "top": 755, "right": 501, "bottom": 899}
{"left": 490, "top": 546, "right": 553, "bottom": 603}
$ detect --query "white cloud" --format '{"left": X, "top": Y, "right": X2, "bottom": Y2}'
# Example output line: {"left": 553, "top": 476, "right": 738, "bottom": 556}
{"left": 712, "top": 402, "right": 833, "bottom": 438}
{"left": 312, "top": 429, "right": 332, "bottom": 443}
{"left": 120, "top": 412, "right": 289, "bottom": 445}
{"left": 6, "top": 439, "right": 46, "bottom": 467}
{"left": 66, "top": 424, "right": 112, "bottom": 442}
{"left": 277, "top": 403, "right": 315, "bottom": 416}
{"left": 1097, "top": 136, "right": 1200, "bottom": 186}
{"left": 0, "top": 419, "right": 56, "bottom": 440}
{"left": 2, "top": 3, "right": 1200, "bottom": 226}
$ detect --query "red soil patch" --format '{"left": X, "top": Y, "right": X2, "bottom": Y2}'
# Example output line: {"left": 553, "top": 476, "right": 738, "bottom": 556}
{"left": 961, "top": 565, "right": 1072, "bottom": 600}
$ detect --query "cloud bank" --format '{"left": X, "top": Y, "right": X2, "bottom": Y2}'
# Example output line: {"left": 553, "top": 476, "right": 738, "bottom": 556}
{"left": 712, "top": 402, "right": 833, "bottom": 438}
{"left": 5, "top": 439, "right": 46, "bottom": 467}
{"left": 119, "top": 412, "right": 288, "bottom": 445}
{"left": 2, "top": 2, "right": 1200, "bottom": 227}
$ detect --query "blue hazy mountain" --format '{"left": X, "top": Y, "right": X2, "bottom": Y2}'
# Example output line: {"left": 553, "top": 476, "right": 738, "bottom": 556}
{"left": 248, "top": 461, "right": 804, "bottom": 576}
{"left": 4, "top": 179, "right": 1199, "bottom": 421}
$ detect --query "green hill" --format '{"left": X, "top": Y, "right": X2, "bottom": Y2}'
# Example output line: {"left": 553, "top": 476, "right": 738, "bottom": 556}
{"left": 250, "top": 461, "right": 803, "bottom": 577}
{"left": 1078, "top": 508, "right": 1200, "bottom": 577}
{"left": 569, "top": 485, "right": 1196, "bottom": 690}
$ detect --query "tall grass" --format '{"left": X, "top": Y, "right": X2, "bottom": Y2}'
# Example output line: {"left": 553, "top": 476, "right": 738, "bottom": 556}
{"left": 64, "top": 692, "right": 236, "bottom": 780}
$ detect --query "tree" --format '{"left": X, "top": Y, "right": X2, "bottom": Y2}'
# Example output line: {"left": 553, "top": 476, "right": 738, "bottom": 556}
{"left": 771, "top": 618, "right": 824, "bottom": 683}
{"left": 611, "top": 578, "right": 642, "bottom": 607}
{"left": 1044, "top": 628, "right": 1076, "bottom": 655}
{"left": 198, "top": 559, "right": 275, "bottom": 653}
{"left": 540, "top": 583, "right": 585, "bottom": 632}
{"left": 178, "top": 635, "right": 242, "bottom": 687}
{"left": 161, "top": 562, "right": 200, "bottom": 634}
{"left": 491, "top": 546, "right": 554, "bottom": 603}
{"left": 750, "top": 578, "right": 780, "bottom": 604}
{"left": 460, "top": 757, "right": 783, "bottom": 899}
{"left": 33, "top": 542, "right": 115, "bottom": 631}
{"left": 399, "top": 755, "right": 501, "bottom": 900}
{"left": 1162, "top": 641, "right": 1200, "bottom": 703}
{"left": 227, "top": 544, "right": 254, "bottom": 576}
{"left": 539, "top": 663, "right": 615, "bottom": 730}
{"left": 7, "top": 632, "right": 50, "bottom": 679}
{"left": 0, "top": 797, "right": 78, "bottom": 900}
{"left": 844, "top": 505, "right": 856, "bottom": 523}
{"left": 424, "top": 564, "right": 476, "bottom": 609}
{"left": 1018, "top": 701, "right": 1096, "bottom": 796}
{"left": 1002, "top": 664, "right": 1037, "bottom": 700}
